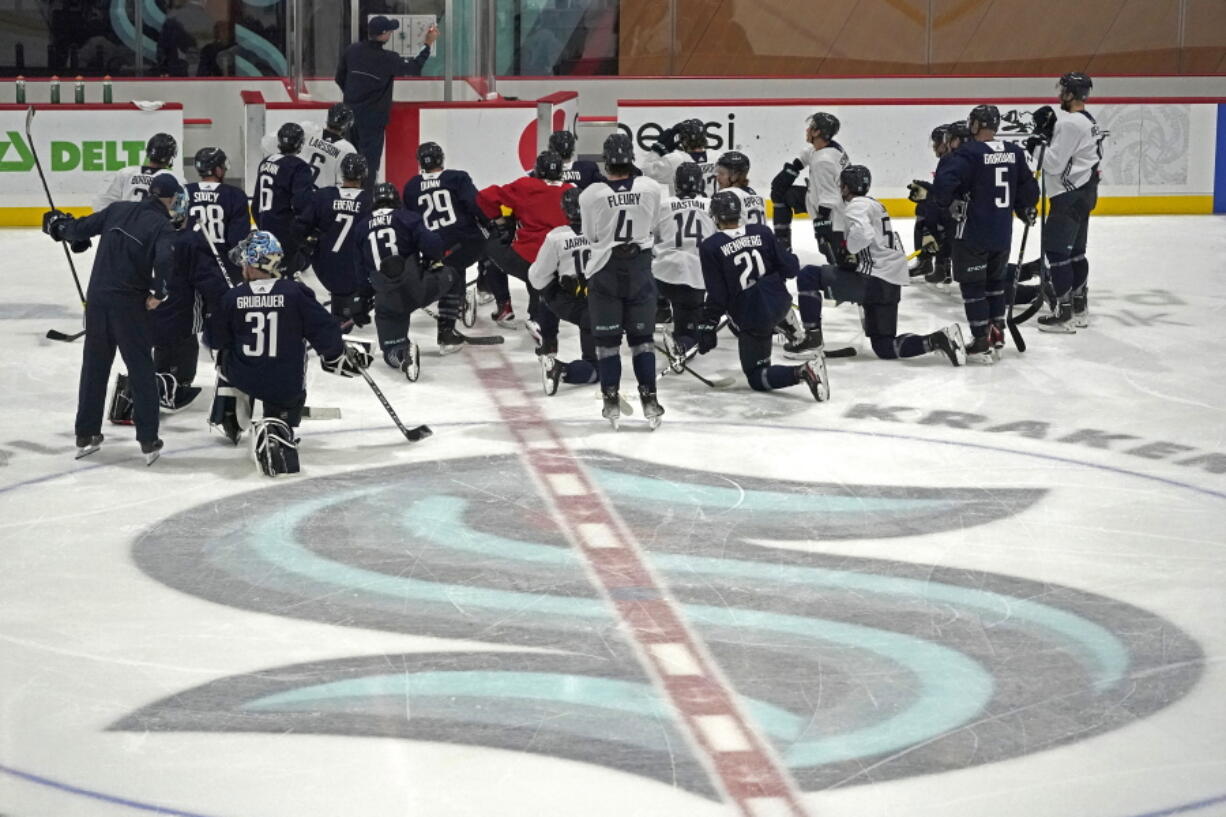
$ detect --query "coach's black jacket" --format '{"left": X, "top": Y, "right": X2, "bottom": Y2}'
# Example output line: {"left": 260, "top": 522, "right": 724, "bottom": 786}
{"left": 61, "top": 199, "right": 176, "bottom": 301}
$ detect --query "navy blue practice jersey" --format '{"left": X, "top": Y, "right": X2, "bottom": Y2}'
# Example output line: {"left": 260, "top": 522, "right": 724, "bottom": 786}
{"left": 297, "top": 186, "right": 371, "bottom": 295}
{"left": 402, "top": 169, "right": 487, "bottom": 248}
{"left": 355, "top": 207, "right": 446, "bottom": 281}
{"left": 254, "top": 154, "right": 313, "bottom": 232}
{"left": 185, "top": 181, "right": 250, "bottom": 281}
{"left": 698, "top": 223, "right": 797, "bottom": 333}
{"left": 932, "top": 139, "right": 1038, "bottom": 253}
{"left": 151, "top": 223, "right": 233, "bottom": 344}
{"left": 216, "top": 277, "right": 343, "bottom": 402}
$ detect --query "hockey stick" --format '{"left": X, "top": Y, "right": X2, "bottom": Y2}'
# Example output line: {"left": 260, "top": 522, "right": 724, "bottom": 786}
{"left": 29, "top": 107, "right": 89, "bottom": 342}
{"left": 302, "top": 406, "right": 342, "bottom": 420}
{"left": 1006, "top": 143, "right": 1045, "bottom": 353}
{"left": 358, "top": 367, "right": 432, "bottom": 442}
{"left": 653, "top": 342, "right": 737, "bottom": 388}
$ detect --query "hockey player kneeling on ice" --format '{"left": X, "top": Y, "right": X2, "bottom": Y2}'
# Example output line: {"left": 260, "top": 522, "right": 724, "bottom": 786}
{"left": 540, "top": 130, "right": 605, "bottom": 190}
{"left": 528, "top": 187, "right": 600, "bottom": 395}
{"left": 789, "top": 165, "right": 966, "bottom": 368}
{"left": 45, "top": 173, "right": 186, "bottom": 466}
{"left": 578, "top": 133, "right": 665, "bottom": 429}
{"left": 697, "top": 191, "right": 828, "bottom": 402}
{"left": 652, "top": 162, "right": 714, "bottom": 372}
{"left": 209, "top": 231, "right": 369, "bottom": 476}
{"left": 295, "top": 152, "right": 373, "bottom": 331}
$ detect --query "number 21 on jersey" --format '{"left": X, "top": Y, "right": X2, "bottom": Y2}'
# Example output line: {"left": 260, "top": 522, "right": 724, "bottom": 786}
{"left": 733, "top": 248, "right": 765, "bottom": 289}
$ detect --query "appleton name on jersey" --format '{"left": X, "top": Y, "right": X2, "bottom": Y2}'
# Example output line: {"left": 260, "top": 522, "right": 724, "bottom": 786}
{"left": 261, "top": 121, "right": 357, "bottom": 188}
{"left": 403, "top": 169, "right": 487, "bottom": 248}
{"left": 297, "top": 187, "right": 371, "bottom": 294}
{"left": 216, "top": 277, "right": 344, "bottom": 401}
{"left": 726, "top": 186, "right": 767, "bottom": 227}
{"left": 93, "top": 166, "right": 181, "bottom": 211}
{"left": 844, "top": 195, "right": 909, "bottom": 286}
{"left": 933, "top": 139, "right": 1039, "bottom": 252}
{"left": 356, "top": 207, "right": 446, "bottom": 282}
{"left": 578, "top": 176, "right": 664, "bottom": 277}
{"left": 698, "top": 224, "right": 798, "bottom": 332}
{"left": 652, "top": 195, "right": 714, "bottom": 289}
{"left": 528, "top": 226, "right": 592, "bottom": 292}
{"left": 1041, "top": 109, "right": 1105, "bottom": 195}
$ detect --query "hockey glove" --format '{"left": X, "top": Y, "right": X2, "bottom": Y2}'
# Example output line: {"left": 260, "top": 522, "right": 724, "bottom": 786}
{"left": 70, "top": 238, "right": 93, "bottom": 253}
{"left": 650, "top": 126, "right": 678, "bottom": 157}
{"left": 813, "top": 206, "right": 834, "bottom": 246}
{"left": 696, "top": 321, "right": 719, "bottom": 354}
{"left": 42, "top": 210, "right": 73, "bottom": 241}
{"left": 920, "top": 233, "right": 940, "bottom": 255}
{"left": 837, "top": 247, "right": 859, "bottom": 272}
{"left": 1017, "top": 206, "right": 1037, "bottom": 226}
{"left": 907, "top": 181, "right": 930, "bottom": 203}
{"left": 291, "top": 235, "right": 318, "bottom": 274}
{"left": 321, "top": 341, "right": 373, "bottom": 377}
{"left": 769, "top": 159, "right": 804, "bottom": 202}
{"left": 1023, "top": 135, "right": 1046, "bottom": 155}
{"left": 558, "top": 274, "right": 587, "bottom": 298}
{"left": 773, "top": 226, "right": 792, "bottom": 253}
{"left": 1032, "top": 105, "right": 1057, "bottom": 141}
{"left": 491, "top": 218, "right": 515, "bottom": 246}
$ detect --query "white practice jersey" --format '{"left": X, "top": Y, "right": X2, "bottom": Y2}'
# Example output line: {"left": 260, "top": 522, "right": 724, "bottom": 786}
{"left": 1040, "top": 109, "right": 1104, "bottom": 197}
{"left": 652, "top": 195, "right": 714, "bottom": 289}
{"left": 93, "top": 166, "right": 179, "bottom": 211}
{"left": 844, "top": 195, "right": 909, "bottom": 287}
{"left": 800, "top": 142, "right": 851, "bottom": 232}
{"left": 579, "top": 176, "right": 664, "bottom": 277}
{"left": 725, "top": 186, "right": 767, "bottom": 228}
{"left": 641, "top": 149, "right": 718, "bottom": 197}
{"left": 261, "top": 121, "right": 356, "bottom": 188}
{"left": 529, "top": 225, "right": 592, "bottom": 291}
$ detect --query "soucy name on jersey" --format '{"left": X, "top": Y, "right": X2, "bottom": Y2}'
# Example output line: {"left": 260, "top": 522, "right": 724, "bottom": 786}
{"left": 719, "top": 233, "right": 764, "bottom": 256}
{"left": 235, "top": 294, "right": 286, "bottom": 309}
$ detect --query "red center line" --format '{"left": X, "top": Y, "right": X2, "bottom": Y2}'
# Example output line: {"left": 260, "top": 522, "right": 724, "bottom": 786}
{"left": 465, "top": 348, "right": 812, "bottom": 817}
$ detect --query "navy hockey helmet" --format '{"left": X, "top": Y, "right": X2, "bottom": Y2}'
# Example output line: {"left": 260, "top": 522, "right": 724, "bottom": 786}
{"left": 548, "top": 130, "right": 577, "bottom": 159}
{"left": 1058, "top": 71, "right": 1093, "bottom": 101}
{"left": 945, "top": 121, "right": 972, "bottom": 146}
{"left": 372, "top": 182, "right": 401, "bottom": 210}
{"left": 675, "top": 118, "right": 707, "bottom": 151}
{"left": 602, "top": 132, "right": 635, "bottom": 165}
{"left": 535, "top": 150, "right": 564, "bottom": 182}
{"left": 340, "top": 152, "right": 369, "bottom": 183}
{"left": 717, "top": 150, "right": 750, "bottom": 174}
{"left": 806, "top": 112, "right": 840, "bottom": 141}
{"left": 709, "top": 190, "right": 742, "bottom": 224}
{"left": 417, "top": 141, "right": 445, "bottom": 172}
{"left": 561, "top": 187, "right": 582, "bottom": 227}
{"left": 326, "top": 103, "right": 355, "bottom": 135}
{"left": 967, "top": 104, "right": 1001, "bottom": 134}
{"left": 146, "top": 132, "right": 177, "bottom": 165}
{"left": 674, "top": 162, "right": 705, "bottom": 198}
{"left": 930, "top": 124, "right": 950, "bottom": 147}
{"left": 277, "top": 122, "right": 305, "bottom": 155}
{"left": 193, "top": 146, "right": 227, "bottom": 177}
{"left": 839, "top": 164, "right": 872, "bottom": 197}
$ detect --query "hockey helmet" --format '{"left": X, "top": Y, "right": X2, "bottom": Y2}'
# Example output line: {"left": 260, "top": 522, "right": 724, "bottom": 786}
{"left": 193, "top": 146, "right": 227, "bottom": 177}
{"left": 675, "top": 118, "right": 707, "bottom": 151}
{"left": 602, "top": 132, "right": 635, "bottom": 166}
{"left": 372, "top": 182, "right": 401, "bottom": 210}
{"left": 930, "top": 124, "right": 950, "bottom": 148}
{"left": 709, "top": 190, "right": 742, "bottom": 224}
{"left": 967, "top": 104, "right": 1001, "bottom": 134}
{"left": 326, "top": 103, "right": 355, "bottom": 135}
{"left": 1058, "top": 71, "right": 1093, "bottom": 101}
{"left": 561, "top": 187, "right": 582, "bottom": 227}
{"left": 417, "top": 141, "right": 445, "bottom": 172}
{"left": 146, "top": 132, "right": 178, "bottom": 165}
{"left": 340, "top": 152, "right": 369, "bottom": 183}
{"left": 548, "top": 130, "right": 577, "bottom": 159}
{"left": 277, "top": 122, "right": 305, "bottom": 155}
{"left": 806, "top": 112, "right": 840, "bottom": 141}
{"left": 239, "top": 231, "right": 284, "bottom": 275}
{"left": 945, "top": 121, "right": 972, "bottom": 147}
{"left": 535, "top": 150, "right": 564, "bottom": 182}
{"left": 674, "top": 162, "right": 705, "bottom": 198}
{"left": 839, "top": 164, "right": 872, "bottom": 197}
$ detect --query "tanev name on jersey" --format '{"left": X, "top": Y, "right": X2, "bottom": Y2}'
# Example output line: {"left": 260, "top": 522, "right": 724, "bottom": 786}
{"left": 719, "top": 233, "right": 764, "bottom": 256}
{"left": 235, "top": 294, "right": 285, "bottom": 309}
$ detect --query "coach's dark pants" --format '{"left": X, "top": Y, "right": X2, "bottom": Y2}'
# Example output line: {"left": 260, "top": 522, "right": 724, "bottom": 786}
{"left": 352, "top": 109, "right": 388, "bottom": 184}
{"left": 77, "top": 294, "right": 159, "bottom": 443}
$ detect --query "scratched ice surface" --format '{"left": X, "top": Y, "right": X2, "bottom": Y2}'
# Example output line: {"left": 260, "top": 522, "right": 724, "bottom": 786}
{"left": 1, "top": 217, "right": 1224, "bottom": 817}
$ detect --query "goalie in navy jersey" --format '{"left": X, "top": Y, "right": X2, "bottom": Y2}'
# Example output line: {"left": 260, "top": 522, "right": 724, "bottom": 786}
{"left": 255, "top": 122, "right": 314, "bottom": 268}
{"left": 933, "top": 104, "right": 1039, "bottom": 363}
{"left": 403, "top": 142, "right": 492, "bottom": 273}
{"left": 528, "top": 187, "right": 599, "bottom": 395}
{"left": 697, "top": 191, "right": 828, "bottom": 402}
{"left": 210, "top": 231, "right": 372, "bottom": 476}
{"left": 789, "top": 165, "right": 966, "bottom": 367}
{"left": 186, "top": 147, "right": 250, "bottom": 284}
{"left": 357, "top": 183, "right": 478, "bottom": 377}
{"left": 534, "top": 131, "right": 604, "bottom": 190}
{"left": 296, "top": 152, "right": 373, "bottom": 331}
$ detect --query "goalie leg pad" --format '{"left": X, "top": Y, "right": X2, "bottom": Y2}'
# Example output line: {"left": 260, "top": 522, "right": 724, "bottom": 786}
{"left": 107, "top": 372, "right": 134, "bottom": 425}
{"left": 251, "top": 418, "right": 300, "bottom": 477}
{"left": 209, "top": 382, "right": 252, "bottom": 444}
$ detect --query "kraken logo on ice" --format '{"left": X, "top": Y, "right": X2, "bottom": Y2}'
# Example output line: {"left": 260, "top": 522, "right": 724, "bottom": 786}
{"left": 120, "top": 454, "right": 1202, "bottom": 795}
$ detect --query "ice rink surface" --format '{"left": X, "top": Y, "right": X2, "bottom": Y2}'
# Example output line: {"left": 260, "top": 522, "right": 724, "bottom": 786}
{"left": 1, "top": 216, "right": 1224, "bottom": 817}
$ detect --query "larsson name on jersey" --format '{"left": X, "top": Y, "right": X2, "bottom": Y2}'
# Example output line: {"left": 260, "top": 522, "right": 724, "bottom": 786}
{"left": 983, "top": 152, "right": 1017, "bottom": 166}
{"left": 607, "top": 192, "right": 643, "bottom": 207}
{"left": 719, "top": 233, "right": 764, "bottom": 256}
{"left": 235, "top": 294, "right": 286, "bottom": 309}
{"left": 306, "top": 136, "right": 340, "bottom": 159}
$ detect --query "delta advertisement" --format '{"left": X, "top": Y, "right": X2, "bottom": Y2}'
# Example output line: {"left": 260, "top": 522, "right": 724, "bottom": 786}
{"left": 0, "top": 106, "right": 184, "bottom": 219}
{"left": 615, "top": 100, "right": 1223, "bottom": 215}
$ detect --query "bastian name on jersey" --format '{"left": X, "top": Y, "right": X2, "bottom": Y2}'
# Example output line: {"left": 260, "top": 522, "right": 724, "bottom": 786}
{"left": 235, "top": 294, "right": 286, "bottom": 309}
{"left": 719, "top": 232, "right": 765, "bottom": 256}
{"left": 668, "top": 198, "right": 708, "bottom": 214}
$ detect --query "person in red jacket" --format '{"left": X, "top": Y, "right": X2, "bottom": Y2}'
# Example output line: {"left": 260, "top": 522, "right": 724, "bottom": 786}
{"left": 477, "top": 151, "right": 573, "bottom": 327}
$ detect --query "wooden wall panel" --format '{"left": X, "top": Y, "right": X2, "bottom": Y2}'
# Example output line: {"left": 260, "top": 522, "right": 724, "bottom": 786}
{"left": 1183, "top": 0, "right": 1226, "bottom": 73}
